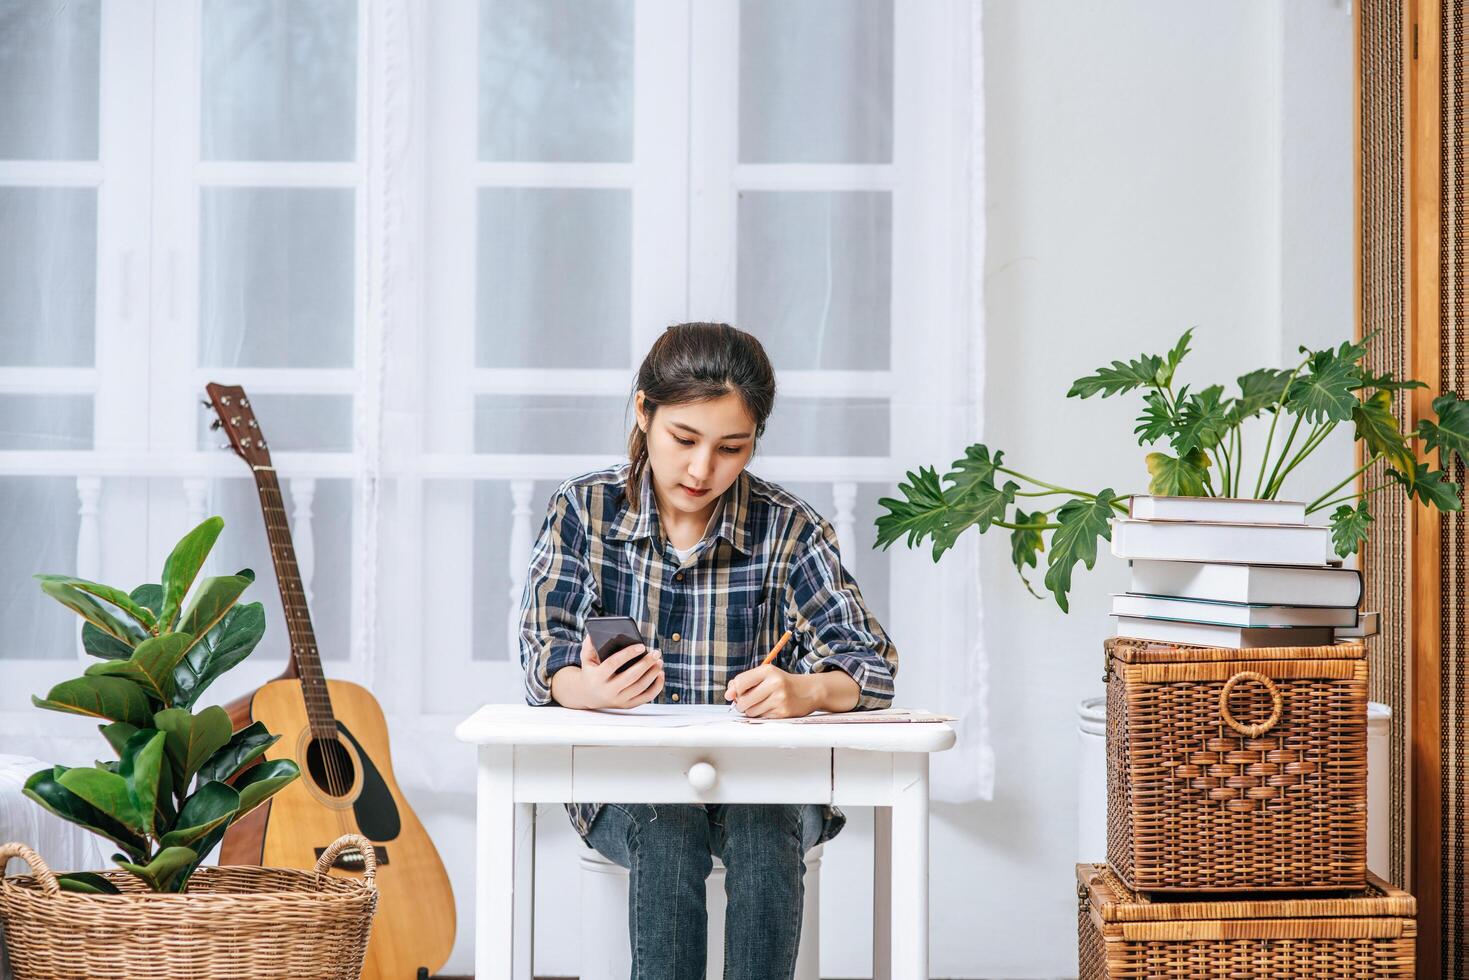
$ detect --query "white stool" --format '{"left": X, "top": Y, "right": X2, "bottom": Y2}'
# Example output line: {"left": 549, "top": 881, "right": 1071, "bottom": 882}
{"left": 578, "top": 844, "right": 823, "bottom": 980}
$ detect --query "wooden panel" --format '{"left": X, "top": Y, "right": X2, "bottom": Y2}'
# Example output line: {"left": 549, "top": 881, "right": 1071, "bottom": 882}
{"left": 571, "top": 745, "right": 831, "bottom": 804}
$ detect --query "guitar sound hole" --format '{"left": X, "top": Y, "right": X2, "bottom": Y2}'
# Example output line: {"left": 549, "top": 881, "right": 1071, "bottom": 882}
{"left": 306, "top": 737, "right": 357, "bottom": 797}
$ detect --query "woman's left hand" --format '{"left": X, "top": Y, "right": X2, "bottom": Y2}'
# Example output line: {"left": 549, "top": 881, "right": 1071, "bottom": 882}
{"left": 726, "top": 665, "right": 862, "bottom": 717}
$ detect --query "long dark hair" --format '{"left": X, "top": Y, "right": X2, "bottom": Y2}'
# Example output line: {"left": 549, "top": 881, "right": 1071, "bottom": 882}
{"left": 627, "top": 323, "right": 776, "bottom": 511}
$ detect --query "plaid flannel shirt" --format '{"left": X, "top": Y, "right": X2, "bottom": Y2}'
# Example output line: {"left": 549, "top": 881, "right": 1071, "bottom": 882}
{"left": 519, "top": 462, "right": 899, "bottom": 842}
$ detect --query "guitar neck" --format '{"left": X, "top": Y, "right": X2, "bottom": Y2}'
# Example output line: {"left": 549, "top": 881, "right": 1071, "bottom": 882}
{"left": 252, "top": 467, "right": 336, "bottom": 737}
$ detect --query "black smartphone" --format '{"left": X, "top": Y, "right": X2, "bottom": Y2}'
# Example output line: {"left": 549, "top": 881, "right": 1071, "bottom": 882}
{"left": 584, "top": 615, "right": 647, "bottom": 672}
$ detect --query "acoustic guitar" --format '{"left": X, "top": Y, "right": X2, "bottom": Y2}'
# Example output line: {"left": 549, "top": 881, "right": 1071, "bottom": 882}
{"left": 206, "top": 382, "right": 455, "bottom": 980}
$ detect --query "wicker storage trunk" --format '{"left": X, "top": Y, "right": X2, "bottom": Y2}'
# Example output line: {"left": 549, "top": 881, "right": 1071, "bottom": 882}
{"left": 1077, "top": 863, "right": 1415, "bottom": 979}
{"left": 1105, "top": 636, "right": 1368, "bottom": 892}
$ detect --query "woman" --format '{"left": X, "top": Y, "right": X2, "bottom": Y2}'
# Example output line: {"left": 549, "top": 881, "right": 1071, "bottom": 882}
{"left": 520, "top": 322, "right": 897, "bottom": 980}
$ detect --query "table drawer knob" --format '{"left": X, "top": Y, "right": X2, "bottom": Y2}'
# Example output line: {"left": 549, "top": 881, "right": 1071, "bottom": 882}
{"left": 687, "top": 761, "right": 718, "bottom": 791}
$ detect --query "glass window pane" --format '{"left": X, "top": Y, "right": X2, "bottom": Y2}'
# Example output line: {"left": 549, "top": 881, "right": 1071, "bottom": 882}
{"left": 739, "top": 0, "right": 893, "bottom": 164}
{"left": 0, "top": 477, "right": 82, "bottom": 660}
{"left": 472, "top": 479, "right": 559, "bottom": 662}
{"left": 197, "top": 393, "right": 353, "bottom": 453}
{"left": 0, "top": 394, "right": 93, "bottom": 450}
{"left": 0, "top": 0, "right": 101, "bottom": 160}
{"left": 479, "top": 0, "right": 633, "bottom": 162}
{"left": 477, "top": 188, "right": 630, "bottom": 369}
{"left": 737, "top": 191, "right": 891, "bottom": 370}
{"left": 207, "top": 477, "right": 354, "bottom": 662}
{"left": 200, "top": 187, "right": 355, "bottom": 368}
{"left": 0, "top": 188, "right": 96, "bottom": 367}
{"left": 759, "top": 397, "right": 888, "bottom": 457}
{"left": 475, "top": 394, "right": 627, "bottom": 455}
{"left": 201, "top": 0, "right": 358, "bottom": 162}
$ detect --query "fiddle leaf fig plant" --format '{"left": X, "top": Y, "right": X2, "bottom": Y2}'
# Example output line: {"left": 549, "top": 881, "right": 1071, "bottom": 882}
{"left": 23, "top": 516, "right": 299, "bottom": 893}
{"left": 875, "top": 329, "right": 1469, "bottom": 612}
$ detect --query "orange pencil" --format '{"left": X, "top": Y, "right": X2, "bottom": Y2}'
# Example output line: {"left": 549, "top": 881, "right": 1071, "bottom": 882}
{"left": 760, "top": 629, "right": 793, "bottom": 667}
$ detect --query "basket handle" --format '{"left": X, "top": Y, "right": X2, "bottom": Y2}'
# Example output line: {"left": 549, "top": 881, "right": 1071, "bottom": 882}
{"left": 1219, "top": 670, "right": 1284, "bottom": 737}
{"left": 0, "top": 843, "right": 60, "bottom": 896}
{"left": 314, "top": 834, "right": 378, "bottom": 889}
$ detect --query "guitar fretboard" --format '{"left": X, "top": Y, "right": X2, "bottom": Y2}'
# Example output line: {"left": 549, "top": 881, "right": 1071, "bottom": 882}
{"left": 253, "top": 468, "right": 337, "bottom": 739}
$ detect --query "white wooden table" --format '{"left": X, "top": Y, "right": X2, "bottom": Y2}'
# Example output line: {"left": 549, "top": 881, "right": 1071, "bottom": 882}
{"left": 455, "top": 704, "right": 956, "bottom": 980}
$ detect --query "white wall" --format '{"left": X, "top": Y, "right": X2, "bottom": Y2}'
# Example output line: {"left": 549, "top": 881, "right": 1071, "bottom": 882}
{"left": 410, "top": 3, "right": 1355, "bottom": 978}
{"left": 961, "top": 2, "right": 1352, "bottom": 977}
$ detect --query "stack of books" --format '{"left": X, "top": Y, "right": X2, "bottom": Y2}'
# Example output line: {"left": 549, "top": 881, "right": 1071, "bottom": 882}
{"left": 1109, "top": 495, "right": 1375, "bottom": 648}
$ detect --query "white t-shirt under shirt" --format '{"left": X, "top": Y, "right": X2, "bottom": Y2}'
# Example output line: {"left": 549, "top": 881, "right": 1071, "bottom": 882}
{"left": 672, "top": 543, "right": 697, "bottom": 564}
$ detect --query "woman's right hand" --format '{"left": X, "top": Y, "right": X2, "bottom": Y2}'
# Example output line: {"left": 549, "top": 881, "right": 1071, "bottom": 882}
{"left": 551, "top": 635, "right": 664, "bottom": 709}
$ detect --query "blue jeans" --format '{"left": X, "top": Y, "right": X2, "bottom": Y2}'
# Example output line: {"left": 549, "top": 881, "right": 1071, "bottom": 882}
{"left": 585, "top": 802, "right": 825, "bottom": 980}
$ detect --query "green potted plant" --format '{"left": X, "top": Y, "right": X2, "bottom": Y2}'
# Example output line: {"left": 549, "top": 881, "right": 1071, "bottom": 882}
{"left": 875, "top": 330, "right": 1469, "bottom": 611}
{"left": 0, "top": 517, "right": 377, "bottom": 980}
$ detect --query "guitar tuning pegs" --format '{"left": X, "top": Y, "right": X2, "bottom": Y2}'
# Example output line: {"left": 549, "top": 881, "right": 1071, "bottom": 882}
{"left": 209, "top": 419, "right": 223, "bottom": 431}
{"left": 230, "top": 416, "right": 241, "bottom": 426}
{"left": 220, "top": 395, "right": 232, "bottom": 406}
{"left": 239, "top": 397, "right": 250, "bottom": 408}
{"left": 200, "top": 399, "right": 213, "bottom": 409}
{"left": 240, "top": 437, "right": 253, "bottom": 448}
{"left": 257, "top": 440, "right": 267, "bottom": 450}
{"left": 247, "top": 419, "right": 258, "bottom": 429}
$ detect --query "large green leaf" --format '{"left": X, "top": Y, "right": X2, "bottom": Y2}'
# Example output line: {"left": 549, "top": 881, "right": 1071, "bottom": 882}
{"left": 33, "top": 675, "right": 154, "bottom": 727}
{"left": 232, "top": 758, "right": 300, "bottom": 818}
{"left": 937, "top": 479, "right": 1019, "bottom": 559}
{"left": 1287, "top": 341, "right": 1365, "bottom": 423}
{"left": 1008, "top": 508, "right": 1046, "bottom": 599}
{"left": 1417, "top": 392, "right": 1469, "bottom": 471}
{"left": 159, "top": 780, "right": 239, "bottom": 849}
{"left": 23, "top": 767, "right": 147, "bottom": 862}
{"left": 82, "top": 584, "right": 165, "bottom": 661}
{"left": 99, "top": 721, "right": 140, "bottom": 756}
{"left": 114, "top": 846, "right": 198, "bottom": 893}
{"left": 1352, "top": 389, "right": 1415, "bottom": 474}
{"left": 1158, "top": 329, "right": 1193, "bottom": 388}
{"left": 1067, "top": 353, "right": 1165, "bottom": 400}
{"left": 1043, "top": 490, "right": 1118, "bottom": 613}
{"left": 943, "top": 444, "right": 1005, "bottom": 497}
{"left": 1390, "top": 462, "right": 1463, "bottom": 512}
{"left": 37, "top": 580, "right": 144, "bottom": 650}
{"left": 176, "top": 572, "right": 255, "bottom": 649}
{"left": 1235, "top": 367, "right": 1294, "bottom": 419}
{"left": 875, "top": 467, "right": 950, "bottom": 552}
{"left": 32, "top": 575, "right": 156, "bottom": 631}
{"left": 172, "top": 602, "right": 266, "bottom": 710}
{"left": 56, "top": 766, "right": 145, "bottom": 833}
{"left": 85, "top": 633, "right": 195, "bottom": 704}
{"left": 1145, "top": 449, "right": 1212, "bottom": 497}
{"left": 197, "top": 721, "right": 281, "bottom": 785}
{"left": 56, "top": 872, "right": 122, "bottom": 895}
{"left": 1133, "top": 389, "right": 1175, "bottom": 445}
{"left": 158, "top": 516, "right": 225, "bottom": 630}
{"left": 1330, "top": 501, "right": 1374, "bottom": 558}
{"left": 154, "top": 705, "right": 233, "bottom": 789}
{"left": 118, "top": 729, "right": 166, "bottom": 835}
{"left": 1171, "top": 385, "right": 1232, "bottom": 456}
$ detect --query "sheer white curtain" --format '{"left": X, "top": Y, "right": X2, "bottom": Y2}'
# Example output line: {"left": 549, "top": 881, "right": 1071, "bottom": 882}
{"left": 1, "top": 2, "right": 987, "bottom": 969}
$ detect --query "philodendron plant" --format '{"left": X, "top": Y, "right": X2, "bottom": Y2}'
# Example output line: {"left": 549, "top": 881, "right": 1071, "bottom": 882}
{"left": 876, "top": 330, "right": 1469, "bottom": 612}
{"left": 23, "top": 516, "right": 299, "bottom": 894}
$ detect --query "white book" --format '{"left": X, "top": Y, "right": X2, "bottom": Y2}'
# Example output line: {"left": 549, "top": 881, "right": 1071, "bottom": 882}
{"left": 1111, "top": 593, "right": 1359, "bottom": 628}
{"left": 1129, "top": 495, "right": 1307, "bottom": 525}
{"left": 1336, "top": 610, "right": 1381, "bottom": 638}
{"left": 1128, "top": 560, "right": 1363, "bottom": 607}
{"left": 1111, "top": 518, "right": 1331, "bottom": 566}
{"left": 1113, "top": 616, "right": 1335, "bottom": 649}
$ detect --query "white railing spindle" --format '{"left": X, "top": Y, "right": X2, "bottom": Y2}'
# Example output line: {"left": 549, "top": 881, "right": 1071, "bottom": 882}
{"left": 289, "top": 477, "right": 318, "bottom": 607}
{"left": 832, "top": 481, "right": 858, "bottom": 576}
{"left": 506, "top": 480, "right": 535, "bottom": 661}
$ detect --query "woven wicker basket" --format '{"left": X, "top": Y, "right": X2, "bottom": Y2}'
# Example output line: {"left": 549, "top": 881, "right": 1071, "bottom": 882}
{"left": 0, "top": 834, "right": 378, "bottom": 980}
{"left": 1105, "top": 636, "right": 1368, "bottom": 892}
{"left": 1077, "top": 863, "right": 1415, "bottom": 979}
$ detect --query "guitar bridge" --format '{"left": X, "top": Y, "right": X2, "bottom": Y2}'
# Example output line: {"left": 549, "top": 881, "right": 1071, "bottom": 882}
{"left": 314, "top": 844, "right": 389, "bottom": 870}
